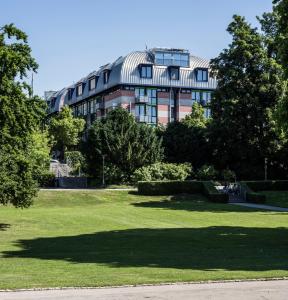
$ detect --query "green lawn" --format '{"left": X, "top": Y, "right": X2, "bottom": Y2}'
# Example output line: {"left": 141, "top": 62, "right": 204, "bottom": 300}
{"left": 261, "top": 191, "right": 288, "bottom": 208}
{"left": 0, "top": 190, "right": 288, "bottom": 289}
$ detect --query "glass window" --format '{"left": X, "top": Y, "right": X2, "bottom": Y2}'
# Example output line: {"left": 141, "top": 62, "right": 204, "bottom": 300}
{"left": 169, "top": 67, "right": 179, "bottom": 80}
{"left": 76, "top": 84, "right": 83, "bottom": 96}
{"left": 68, "top": 88, "right": 74, "bottom": 100}
{"left": 135, "top": 104, "right": 145, "bottom": 116}
{"left": 89, "top": 77, "right": 96, "bottom": 90}
{"left": 140, "top": 65, "right": 152, "bottom": 78}
{"left": 103, "top": 71, "right": 110, "bottom": 84}
{"left": 196, "top": 69, "right": 208, "bottom": 82}
{"left": 155, "top": 52, "right": 164, "bottom": 64}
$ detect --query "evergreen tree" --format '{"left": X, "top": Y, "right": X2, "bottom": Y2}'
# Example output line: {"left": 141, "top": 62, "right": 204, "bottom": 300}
{"left": 85, "top": 108, "right": 163, "bottom": 182}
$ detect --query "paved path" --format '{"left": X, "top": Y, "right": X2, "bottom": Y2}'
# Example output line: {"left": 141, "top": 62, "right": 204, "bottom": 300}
{"left": 231, "top": 202, "right": 288, "bottom": 212}
{"left": 1, "top": 280, "right": 288, "bottom": 300}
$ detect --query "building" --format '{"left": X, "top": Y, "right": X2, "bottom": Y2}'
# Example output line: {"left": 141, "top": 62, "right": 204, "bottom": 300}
{"left": 45, "top": 47, "right": 217, "bottom": 126}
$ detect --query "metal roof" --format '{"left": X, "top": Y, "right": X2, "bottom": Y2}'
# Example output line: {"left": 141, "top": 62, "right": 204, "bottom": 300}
{"left": 47, "top": 49, "right": 217, "bottom": 113}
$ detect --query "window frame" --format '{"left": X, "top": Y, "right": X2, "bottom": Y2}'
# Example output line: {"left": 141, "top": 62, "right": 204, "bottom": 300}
{"left": 195, "top": 68, "right": 209, "bottom": 82}
{"left": 169, "top": 66, "right": 180, "bottom": 80}
{"left": 76, "top": 83, "right": 83, "bottom": 97}
{"left": 139, "top": 64, "right": 153, "bottom": 79}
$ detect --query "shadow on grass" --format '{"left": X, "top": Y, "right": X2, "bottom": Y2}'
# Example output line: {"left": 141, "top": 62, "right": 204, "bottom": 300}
{"left": 4, "top": 226, "right": 288, "bottom": 271}
{"left": 0, "top": 223, "right": 10, "bottom": 231}
{"left": 132, "top": 194, "right": 260, "bottom": 213}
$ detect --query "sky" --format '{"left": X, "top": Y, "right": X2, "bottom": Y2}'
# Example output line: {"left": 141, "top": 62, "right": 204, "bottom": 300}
{"left": 0, "top": 0, "right": 273, "bottom": 97}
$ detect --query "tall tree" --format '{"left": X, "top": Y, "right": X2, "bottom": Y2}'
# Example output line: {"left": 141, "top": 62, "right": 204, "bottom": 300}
{"left": 85, "top": 108, "right": 163, "bottom": 182}
{"left": 162, "top": 103, "right": 209, "bottom": 169}
{"left": 209, "top": 15, "right": 284, "bottom": 179}
{"left": 0, "top": 24, "right": 46, "bottom": 207}
{"left": 49, "top": 105, "right": 85, "bottom": 159}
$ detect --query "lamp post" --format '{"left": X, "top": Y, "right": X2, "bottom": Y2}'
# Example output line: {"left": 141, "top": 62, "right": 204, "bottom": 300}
{"left": 102, "top": 154, "right": 106, "bottom": 187}
{"left": 264, "top": 157, "right": 268, "bottom": 181}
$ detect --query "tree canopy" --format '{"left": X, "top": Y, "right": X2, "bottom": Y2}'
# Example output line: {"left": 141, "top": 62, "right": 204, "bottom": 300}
{"left": 209, "top": 15, "right": 284, "bottom": 179}
{"left": 0, "top": 24, "right": 47, "bottom": 207}
{"left": 85, "top": 108, "right": 163, "bottom": 182}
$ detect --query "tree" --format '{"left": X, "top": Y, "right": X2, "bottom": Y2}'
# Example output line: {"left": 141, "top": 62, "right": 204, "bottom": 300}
{"left": 209, "top": 15, "right": 284, "bottom": 179}
{"left": 49, "top": 105, "right": 85, "bottom": 159}
{"left": 264, "top": 1, "right": 288, "bottom": 139}
{"left": 182, "top": 103, "right": 208, "bottom": 128}
{"left": 0, "top": 24, "right": 47, "bottom": 207}
{"left": 85, "top": 108, "right": 163, "bottom": 182}
{"left": 162, "top": 104, "right": 210, "bottom": 169}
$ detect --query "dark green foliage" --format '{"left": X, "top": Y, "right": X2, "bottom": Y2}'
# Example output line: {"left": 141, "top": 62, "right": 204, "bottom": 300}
{"left": 162, "top": 121, "right": 209, "bottom": 169}
{"left": 131, "top": 162, "right": 192, "bottom": 183}
{"left": 65, "top": 151, "right": 85, "bottom": 175}
{"left": 196, "top": 165, "right": 218, "bottom": 180}
{"left": 85, "top": 108, "right": 163, "bottom": 181}
{"left": 35, "top": 172, "right": 55, "bottom": 188}
{"left": 202, "top": 181, "right": 229, "bottom": 203}
{"left": 0, "top": 24, "right": 47, "bottom": 207}
{"left": 49, "top": 106, "right": 85, "bottom": 159}
{"left": 246, "top": 193, "right": 266, "bottom": 204}
{"left": 137, "top": 180, "right": 228, "bottom": 203}
{"left": 137, "top": 181, "right": 203, "bottom": 196}
{"left": 243, "top": 180, "right": 288, "bottom": 191}
{"left": 209, "top": 15, "right": 284, "bottom": 179}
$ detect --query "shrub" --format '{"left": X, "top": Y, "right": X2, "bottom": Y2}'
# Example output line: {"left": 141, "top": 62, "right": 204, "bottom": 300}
{"left": 196, "top": 165, "right": 218, "bottom": 180}
{"left": 222, "top": 169, "right": 236, "bottom": 182}
{"left": 138, "top": 180, "right": 202, "bottom": 195}
{"left": 35, "top": 172, "right": 55, "bottom": 187}
{"left": 132, "top": 162, "right": 192, "bottom": 183}
{"left": 243, "top": 180, "right": 288, "bottom": 191}
{"left": 65, "top": 151, "right": 85, "bottom": 175}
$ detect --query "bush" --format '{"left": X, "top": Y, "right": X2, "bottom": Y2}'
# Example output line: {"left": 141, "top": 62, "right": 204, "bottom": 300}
{"left": 222, "top": 169, "right": 236, "bottom": 182}
{"left": 196, "top": 165, "right": 218, "bottom": 180}
{"left": 132, "top": 162, "right": 192, "bottom": 183}
{"left": 243, "top": 180, "right": 288, "bottom": 191}
{"left": 202, "top": 181, "right": 229, "bottom": 203}
{"left": 35, "top": 172, "right": 55, "bottom": 187}
{"left": 138, "top": 180, "right": 202, "bottom": 195}
{"left": 65, "top": 151, "right": 85, "bottom": 175}
{"left": 246, "top": 192, "right": 266, "bottom": 204}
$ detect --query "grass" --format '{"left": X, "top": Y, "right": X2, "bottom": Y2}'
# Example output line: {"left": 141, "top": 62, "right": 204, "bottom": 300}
{"left": 0, "top": 190, "right": 288, "bottom": 289}
{"left": 261, "top": 191, "right": 288, "bottom": 208}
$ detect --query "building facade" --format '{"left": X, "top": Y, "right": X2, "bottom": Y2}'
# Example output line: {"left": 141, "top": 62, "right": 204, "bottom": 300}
{"left": 46, "top": 48, "right": 217, "bottom": 126}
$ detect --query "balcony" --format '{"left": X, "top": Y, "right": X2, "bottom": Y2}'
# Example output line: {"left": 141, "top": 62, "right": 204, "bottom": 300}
{"left": 136, "top": 115, "right": 149, "bottom": 123}
{"left": 135, "top": 95, "right": 149, "bottom": 103}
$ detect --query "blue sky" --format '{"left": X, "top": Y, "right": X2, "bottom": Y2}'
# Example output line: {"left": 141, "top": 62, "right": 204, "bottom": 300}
{"left": 1, "top": 0, "right": 273, "bottom": 97}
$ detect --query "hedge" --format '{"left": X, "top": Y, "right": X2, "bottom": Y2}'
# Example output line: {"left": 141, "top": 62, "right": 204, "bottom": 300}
{"left": 137, "top": 180, "right": 203, "bottom": 196}
{"left": 239, "top": 182, "right": 265, "bottom": 204}
{"left": 202, "top": 181, "right": 229, "bottom": 203}
{"left": 35, "top": 172, "right": 56, "bottom": 187}
{"left": 243, "top": 180, "right": 288, "bottom": 192}
{"left": 137, "top": 180, "right": 228, "bottom": 203}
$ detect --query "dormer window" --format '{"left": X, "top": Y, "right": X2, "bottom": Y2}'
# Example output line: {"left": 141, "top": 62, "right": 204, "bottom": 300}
{"left": 51, "top": 97, "right": 56, "bottom": 108}
{"left": 67, "top": 88, "right": 74, "bottom": 101}
{"left": 139, "top": 64, "right": 152, "bottom": 79}
{"left": 76, "top": 83, "right": 83, "bottom": 96}
{"left": 169, "top": 66, "right": 180, "bottom": 80}
{"left": 196, "top": 68, "right": 208, "bottom": 82}
{"left": 88, "top": 76, "right": 97, "bottom": 91}
{"left": 103, "top": 70, "right": 110, "bottom": 84}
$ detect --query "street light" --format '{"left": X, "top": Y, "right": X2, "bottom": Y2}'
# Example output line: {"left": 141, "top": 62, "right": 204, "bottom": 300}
{"left": 102, "top": 154, "right": 106, "bottom": 187}
{"left": 264, "top": 157, "right": 268, "bottom": 181}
